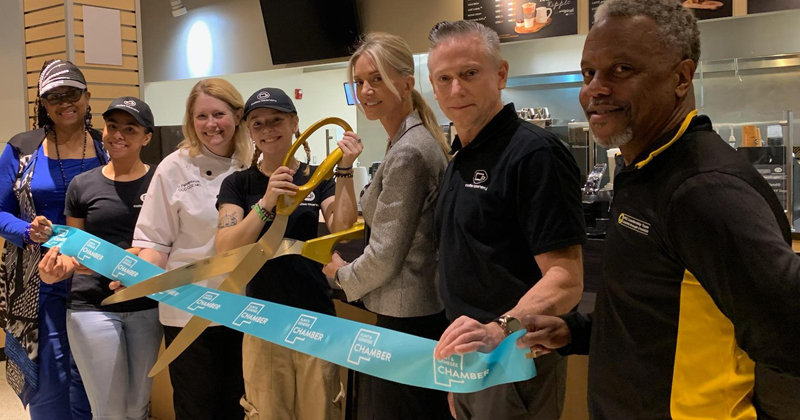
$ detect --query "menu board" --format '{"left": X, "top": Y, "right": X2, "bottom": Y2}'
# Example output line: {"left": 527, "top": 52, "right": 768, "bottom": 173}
{"left": 748, "top": 0, "right": 800, "bottom": 14}
{"left": 589, "top": 0, "right": 732, "bottom": 27}
{"left": 464, "top": 0, "right": 578, "bottom": 42}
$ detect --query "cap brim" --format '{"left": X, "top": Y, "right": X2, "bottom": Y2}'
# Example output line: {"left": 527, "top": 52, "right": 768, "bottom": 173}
{"left": 243, "top": 103, "right": 296, "bottom": 119}
{"left": 40, "top": 80, "right": 87, "bottom": 95}
{"left": 103, "top": 106, "right": 152, "bottom": 131}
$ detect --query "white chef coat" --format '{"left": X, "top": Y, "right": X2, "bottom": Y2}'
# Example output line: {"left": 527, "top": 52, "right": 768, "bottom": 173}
{"left": 133, "top": 145, "right": 244, "bottom": 327}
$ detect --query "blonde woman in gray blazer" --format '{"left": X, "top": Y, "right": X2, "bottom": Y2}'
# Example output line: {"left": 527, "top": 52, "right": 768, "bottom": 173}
{"left": 322, "top": 33, "right": 452, "bottom": 419}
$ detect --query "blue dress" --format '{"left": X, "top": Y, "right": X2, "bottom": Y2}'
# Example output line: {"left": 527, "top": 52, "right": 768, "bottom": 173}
{"left": 0, "top": 142, "right": 102, "bottom": 420}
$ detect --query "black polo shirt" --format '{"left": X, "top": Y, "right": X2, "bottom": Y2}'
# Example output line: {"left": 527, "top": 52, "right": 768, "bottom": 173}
{"left": 435, "top": 103, "right": 586, "bottom": 322}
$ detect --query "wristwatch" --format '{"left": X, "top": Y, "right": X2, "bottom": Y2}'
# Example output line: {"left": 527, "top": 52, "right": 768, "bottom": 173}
{"left": 492, "top": 314, "right": 522, "bottom": 337}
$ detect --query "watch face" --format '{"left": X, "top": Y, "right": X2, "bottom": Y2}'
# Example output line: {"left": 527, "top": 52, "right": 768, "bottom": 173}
{"left": 506, "top": 316, "right": 522, "bottom": 333}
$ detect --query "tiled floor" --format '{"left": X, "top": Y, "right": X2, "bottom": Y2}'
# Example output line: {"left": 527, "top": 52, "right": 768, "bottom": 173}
{"left": 0, "top": 361, "right": 29, "bottom": 420}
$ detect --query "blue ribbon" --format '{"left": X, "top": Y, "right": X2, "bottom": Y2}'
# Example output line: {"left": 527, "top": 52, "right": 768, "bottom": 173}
{"left": 45, "top": 225, "right": 536, "bottom": 392}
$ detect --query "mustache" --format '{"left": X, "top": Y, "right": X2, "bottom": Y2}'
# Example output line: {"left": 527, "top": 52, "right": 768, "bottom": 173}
{"left": 586, "top": 100, "right": 628, "bottom": 110}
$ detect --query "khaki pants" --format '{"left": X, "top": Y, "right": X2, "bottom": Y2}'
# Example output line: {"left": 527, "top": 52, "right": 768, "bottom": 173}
{"left": 240, "top": 334, "right": 343, "bottom": 420}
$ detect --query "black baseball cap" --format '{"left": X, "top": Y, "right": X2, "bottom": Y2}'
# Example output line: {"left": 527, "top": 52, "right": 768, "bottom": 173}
{"left": 102, "top": 97, "right": 155, "bottom": 133}
{"left": 243, "top": 87, "right": 296, "bottom": 119}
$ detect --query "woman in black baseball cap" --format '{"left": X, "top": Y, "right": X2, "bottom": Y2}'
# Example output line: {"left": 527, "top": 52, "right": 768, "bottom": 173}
{"left": 39, "top": 96, "right": 161, "bottom": 420}
{"left": 0, "top": 59, "right": 106, "bottom": 419}
{"left": 215, "top": 87, "right": 362, "bottom": 420}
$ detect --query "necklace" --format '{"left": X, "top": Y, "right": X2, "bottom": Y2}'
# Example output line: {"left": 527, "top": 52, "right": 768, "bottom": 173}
{"left": 258, "top": 159, "right": 301, "bottom": 178}
{"left": 53, "top": 129, "right": 88, "bottom": 190}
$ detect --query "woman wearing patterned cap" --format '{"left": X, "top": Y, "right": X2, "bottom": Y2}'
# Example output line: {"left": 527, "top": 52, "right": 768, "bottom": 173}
{"left": 0, "top": 59, "right": 105, "bottom": 419}
{"left": 39, "top": 97, "right": 161, "bottom": 420}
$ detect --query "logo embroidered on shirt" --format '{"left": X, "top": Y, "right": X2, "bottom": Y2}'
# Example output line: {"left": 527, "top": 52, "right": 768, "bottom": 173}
{"left": 473, "top": 170, "right": 488, "bottom": 185}
{"left": 618, "top": 213, "right": 651, "bottom": 236}
{"left": 465, "top": 169, "right": 489, "bottom": 191}
{"left": 178, "top": 180, "right": 201, "bottom": 192}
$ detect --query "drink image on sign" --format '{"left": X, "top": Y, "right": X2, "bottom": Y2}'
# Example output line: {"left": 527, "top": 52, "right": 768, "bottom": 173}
{"left": 522, "top": 2, "right": 536, "bottom": 28}
{"left": 536, "top": 6, "right": 553, "bottom": 23}
{"left": 683, "top": 0, "right": 724, "bottom": 10}
{"left": 515, "top": 1, "right": 552, "bottom": 34}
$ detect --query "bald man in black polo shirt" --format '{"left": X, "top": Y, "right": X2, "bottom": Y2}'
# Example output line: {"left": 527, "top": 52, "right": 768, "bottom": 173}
{"left": 428, "top": 21, "right": 586, "bottom": 420}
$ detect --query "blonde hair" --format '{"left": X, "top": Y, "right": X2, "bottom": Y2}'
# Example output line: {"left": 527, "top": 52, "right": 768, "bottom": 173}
{"left": 347, "top": 32, "right": 450, "bottom": 158}
{"left": 179, "top": 78, "right": 253, "bottom": 168}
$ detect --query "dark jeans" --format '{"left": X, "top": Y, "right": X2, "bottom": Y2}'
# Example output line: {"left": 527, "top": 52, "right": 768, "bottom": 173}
{"left": 28, "top": 291, "right": 91, "bottom": 420}
{"left": 163, "top": 325, "right": 244, "bottom": 420}
{"left": 369, "top": 311, "right": 453, "bottom": 420}
{"left": 454, "top": 352, "right": 567, "bottom": 420}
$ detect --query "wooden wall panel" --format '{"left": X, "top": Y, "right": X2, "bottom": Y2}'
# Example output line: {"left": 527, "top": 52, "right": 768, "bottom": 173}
{"left": 87, "top": 84, "right": 140, "bottom": 99}
{"left": 74, "top": 53, "right": 138, "bottom": 70}
{"left": 74, "top": 0, "right": 135, "bottom": 12}
{"left": 27, "top": 53, "right": 67, "bottom": 73}
{"left": 80, "top": 68, "right": 139, "bottom": 85}
{"left": 24, "top": 5, "right": 64, "bottom": 27}
{"left": 25, "top": 0, "right": 62, "bottom": 13}
{"left": 25, "top": 21, "right": 66, "bottom": 42}
{"left": 26, "top": 37, "right": 67, "bottom": 56}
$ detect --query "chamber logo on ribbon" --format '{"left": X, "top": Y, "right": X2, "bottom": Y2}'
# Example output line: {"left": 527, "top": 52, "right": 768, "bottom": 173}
{"left": 49, "top": 230, "right": 69, "bottom": 247}
{"left": 347, "top": 329, "right": 392, "bottom": 365}
{"left": 285, "top": 314, "right": 324, "bottom": 344}
{"left": 233, "top": 302, "right": 268, "bottom": 326}
{"left": 77, "top": 239, "right": 104, "bottom": 261}
{"left": 433, "top": 354, "right": 491, "bottom": 387}
{"left": 188, "top": 291, "right": 220, "bottom": 311}
{"left": 112, "top": 256, "right": 139, "bottom": 279}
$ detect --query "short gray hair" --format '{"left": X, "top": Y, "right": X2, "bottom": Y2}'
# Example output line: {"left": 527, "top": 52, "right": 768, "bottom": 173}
{"left": 428, "top": 20, "right": 503, "bottom": 66}
{"left": 595, "top": 0, "right": 701, "bottom": 64}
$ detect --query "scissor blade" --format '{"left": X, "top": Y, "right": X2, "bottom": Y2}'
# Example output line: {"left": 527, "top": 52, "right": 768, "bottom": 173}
{"left": 101, "top": 244, "right": 257, "bottom": 306}
{"left": 147, "top": 215, "right": 289, "bottom": 376}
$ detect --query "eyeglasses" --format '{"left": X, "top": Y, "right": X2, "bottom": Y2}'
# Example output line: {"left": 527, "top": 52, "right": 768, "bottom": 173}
{"left": 42, "top": 89, "right": 84, "bottom": 105}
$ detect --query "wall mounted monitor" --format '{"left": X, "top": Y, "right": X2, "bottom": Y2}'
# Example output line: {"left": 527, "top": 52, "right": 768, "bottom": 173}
{"left": 259, "top": 0, "right": 361, "bottom": 65}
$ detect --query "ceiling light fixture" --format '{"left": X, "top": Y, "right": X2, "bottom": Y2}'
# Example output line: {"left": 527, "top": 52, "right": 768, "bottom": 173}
{"left": 170, "top": 0, "right": 187, "bottom": 17}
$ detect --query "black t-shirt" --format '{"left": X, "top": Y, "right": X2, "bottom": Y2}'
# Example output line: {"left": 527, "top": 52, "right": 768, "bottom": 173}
{"left": 435, "top": 103, "right": 586, "bottom": 322}
{"left": 64, "top": 165, "right": 157, "bottom": 312}
{"left": 216, "top": 164, "right": 337, "bottom": 315}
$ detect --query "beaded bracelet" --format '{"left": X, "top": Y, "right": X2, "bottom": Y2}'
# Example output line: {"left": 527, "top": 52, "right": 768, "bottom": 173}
{"left": 23, "top": 225, "right": 34, "bottom": 245}
{"left": 252, "top": 201, "right": 275, "bottom": 222}
{"left": 334, "top": 171, "right": 354, "bottom": 179}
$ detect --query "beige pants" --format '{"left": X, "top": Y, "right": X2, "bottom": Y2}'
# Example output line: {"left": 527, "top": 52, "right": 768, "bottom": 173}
{"left": 240, "top": 334, "right": 343, "bottom": 420}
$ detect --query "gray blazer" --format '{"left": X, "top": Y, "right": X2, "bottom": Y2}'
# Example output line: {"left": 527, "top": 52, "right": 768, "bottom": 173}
{"left": 337, "top": 111, "right": 447, "bottom": 317}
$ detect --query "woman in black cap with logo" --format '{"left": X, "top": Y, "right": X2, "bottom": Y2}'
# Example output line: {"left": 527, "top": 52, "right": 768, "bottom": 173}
{"left": 0, "top": 59, "right": 105, "bottom": 419}
{"left": 215, "top": 87, "right": 362, "bottom": 420}
{"left": 38, "top": 97, "right": 161, "bottom": 420}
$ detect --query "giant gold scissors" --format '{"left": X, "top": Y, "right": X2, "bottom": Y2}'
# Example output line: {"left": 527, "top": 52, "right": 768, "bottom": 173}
{"left": 102, "top": 118, "right": 363, "bottom": 377}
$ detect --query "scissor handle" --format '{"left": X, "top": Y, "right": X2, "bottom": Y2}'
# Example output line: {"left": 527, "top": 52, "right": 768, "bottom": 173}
{"left": 277, "top": 117, "right": 353, "bottom": 216}
{"left": 301, "top": 222, "right": 365, "bottom": 265}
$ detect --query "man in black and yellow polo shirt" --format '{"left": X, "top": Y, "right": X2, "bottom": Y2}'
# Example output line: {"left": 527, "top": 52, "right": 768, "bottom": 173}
{"left": 518, "top": 1, "right": 800, "bottom": 419}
